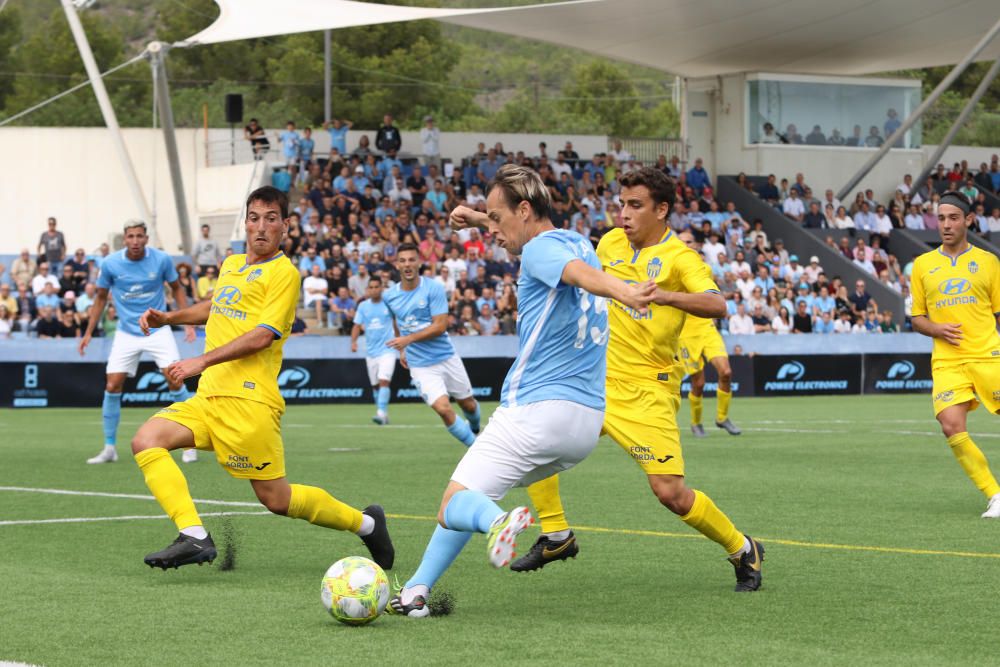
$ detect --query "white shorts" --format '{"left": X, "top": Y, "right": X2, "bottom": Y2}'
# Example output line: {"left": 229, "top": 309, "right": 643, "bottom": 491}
{"left": 106, "top": 327, "right": 181, "bottom": 377}
{"left": 409, "top": 355, "right": 474, "bottom": 405}
{"left": 451, "top": 400, "right": 604, "bottom": 500}
{"left": 366, "top": 353, "right": 396, "bottom": 386}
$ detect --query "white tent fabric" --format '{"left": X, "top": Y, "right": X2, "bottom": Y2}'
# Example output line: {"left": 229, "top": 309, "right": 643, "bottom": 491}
{"left": 179, "top": 0, "right": 593, "bottom": 47}
{"left": 184, "top": 0, "right": 1000, "bottom": 77}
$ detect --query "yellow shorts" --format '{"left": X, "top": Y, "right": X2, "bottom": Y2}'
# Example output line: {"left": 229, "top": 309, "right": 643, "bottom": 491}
{"left": 153, "top": 394, "right": 286, "bottom": 480}
{"left": 679, "top": 328, "right": 728, "bottom": 376}
{"left": 603, "top": 375, "right": 684, "bottom": 476}
{"left": 932, "top": 361, "right": 1000, "bottom": 416}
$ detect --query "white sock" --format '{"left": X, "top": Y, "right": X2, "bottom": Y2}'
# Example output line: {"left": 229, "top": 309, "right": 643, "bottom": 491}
{"left": 181, "top": 525, "right": 208, "bottom": 540}
{"left": 401, "top": 584, "right": 429, "bottom": 605}
{"left": 356, "top": 514, "right": 375, "bottom": 537}
{"left": 543, "top": 529, "right": 571, "bottom": 542}
{"left": 103, "top": 444, "right": 116, "bottom": 451}
{"left": 735, "top": 536, "right": 751, "bottom": 557}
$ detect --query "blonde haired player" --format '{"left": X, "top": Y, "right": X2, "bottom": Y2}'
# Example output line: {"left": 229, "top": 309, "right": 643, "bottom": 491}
{"left": 910, "top": 190, "right": 1000, "bottom": 518}
{"left": 515, "top": 167, "right": 764, "bottom": 592}
{"left": 677, "top": 230, "right": 741, "bottom": 437}
{"left": 130, "top": 186, "right": 395, "bottom": 569}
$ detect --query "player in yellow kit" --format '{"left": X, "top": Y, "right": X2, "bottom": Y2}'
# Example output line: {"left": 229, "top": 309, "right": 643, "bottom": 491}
{"left": 514, "top": 168, "right": 764, "bottom": 591}
{"left": 910, "top": 190, "right": 1000, "bottom": 518}
{"left": 130, "top": 186, "right": 395, "bottom": 569}
{"left": 676, "top": 230, "right": 741, "bottom": 437}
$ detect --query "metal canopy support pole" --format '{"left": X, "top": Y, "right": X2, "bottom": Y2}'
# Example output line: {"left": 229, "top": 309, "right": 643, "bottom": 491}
{"left": 324, "top": 30, "right": 332, "bottom": 122}
{"left": 60, "top": 0, "right": 153, "bottom": 241}
{"left": 836, "top": 15, "right": 1000, "bottom": 202}
{"left": 148, "top": 41, "right": 193, "bottom": 255}
{"left": 679, "top": 77, "right": 689, "bottom": 168}
{"left": 913, "top": 57, "right": 1000, "bottom": 188}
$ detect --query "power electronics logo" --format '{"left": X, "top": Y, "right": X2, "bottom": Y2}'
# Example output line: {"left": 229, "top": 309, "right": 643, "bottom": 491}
{"left": 122, "top": 371, "right": 177, "bottom": 404}
{"left": 763, "top": 360, "right": 848, "bottom": 392}
{"left": 873, "top": 360, "right": 932, "bottom": 391}
{"left": 278, "top": 365, "right": 363, "bottom": 399}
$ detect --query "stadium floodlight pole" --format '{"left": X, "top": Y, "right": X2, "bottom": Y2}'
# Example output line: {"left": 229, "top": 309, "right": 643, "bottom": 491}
{"left": 148, "top": 41, "right": 193, "bottom": 255}
{"left": 60, "top": 0, "right": 154, "bottom": 243}
{"left": 836, "top": 14, "right": 1000, "bottom": 202}
{"left": 324, "top": 30, "right": 332, "bottom": 122}
{"left": 913, "top": 57, "right": 1000, "bottom": 189}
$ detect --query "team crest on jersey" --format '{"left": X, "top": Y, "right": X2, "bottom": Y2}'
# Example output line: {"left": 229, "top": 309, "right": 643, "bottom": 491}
{"left": 246, "top": 268, "right": 263, "bottom": 283}
{"left": 147, "top": 272, "right": 155, "bottom": 279}
{"left": 993, "top": 390, "right": 1000, "bottom": 402}
{"left": 646, "top": 257, "right": 662, "bottom": 279}
{"left": 968, "top": 261, "right": 979, "bottom": 274}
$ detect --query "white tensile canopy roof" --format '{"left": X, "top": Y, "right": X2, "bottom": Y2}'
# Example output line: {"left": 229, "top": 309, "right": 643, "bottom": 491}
{"left": 183, "top": 0, "right": 1000, "bottom": 77}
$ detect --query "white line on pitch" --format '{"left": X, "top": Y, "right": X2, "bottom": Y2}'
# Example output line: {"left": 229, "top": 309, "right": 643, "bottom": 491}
{"left": 0, "top": 510, "right": 270, "bottom": 527}
{"left": 0, "top": 486, "right": 260, "bottom": 507}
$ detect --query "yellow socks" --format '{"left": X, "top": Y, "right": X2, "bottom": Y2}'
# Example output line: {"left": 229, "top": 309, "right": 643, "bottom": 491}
{"left": 948, "top": 432, "right": 1000, "bottom": 498}
{"left": 526, "top": 475, "right": 570, "bottom": 534}
{"left": 680, "top": 489, "right": 745, "bottom": 556}
{"left": 135, "top": 448, "right": 201, "bottom": 531}
{"left": 716, "top": 389, "right": 732, "bottom": 423}
{"left": 288, "top": 484, "right": 363, "bottom": 533}
{"left": 689, "top": 394, "right": 704, "bottom": 426}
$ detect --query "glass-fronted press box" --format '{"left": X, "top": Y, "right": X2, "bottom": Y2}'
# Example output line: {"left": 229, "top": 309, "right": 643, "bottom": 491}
{"left": 746, "top": 73, "right": 922, "bottom": 149}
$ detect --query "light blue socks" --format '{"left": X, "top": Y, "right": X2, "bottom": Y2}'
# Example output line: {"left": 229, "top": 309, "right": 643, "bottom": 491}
{"left": 442, "top": 489, "right": 504, "bottom": 533}
{"left": 102, "top": 391, "right": 122, "bottom": 446}
{"left": 446, "top": 416, "right": 476, "bottom": 447}
{"left": 463, "top": 402, "right": 481, "bottom": 433}
{"left": 404, "top": 525, "right": 473, "bottom": 590}
{"left": 376, "top": 386, "right": 390, "bottom": 414}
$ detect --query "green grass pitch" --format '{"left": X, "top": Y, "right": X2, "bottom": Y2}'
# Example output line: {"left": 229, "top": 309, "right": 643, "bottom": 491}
{"left": 2, "top": 395, "right": 999, "bottom": 666}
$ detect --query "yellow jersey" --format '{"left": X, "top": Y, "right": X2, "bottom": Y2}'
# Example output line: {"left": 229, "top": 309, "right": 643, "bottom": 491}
{"left": 679, "top": 311, "right": 717, "bottom": 341}
{"left": 198, "top": 252, "right": 301, "bottom": 411}
{"left": 597, "top": 228, "right": 720, "bottom": 382}
{"left": 910, "top": 245, "right": 1000, "bottom": 368}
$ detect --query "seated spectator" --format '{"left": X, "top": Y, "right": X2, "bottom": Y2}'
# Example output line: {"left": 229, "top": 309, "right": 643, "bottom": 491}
{"left": 327, "top": 286, "right": 356, "bottom": 334}
{"left": 904, "top": 204, "right": 924, "bottom": 230}
{"left": 813, "top": 310, "right": 835, "bottom": 334}
{"left": 771, "top": 306, "right": 792, "bottom": 334}
{"left": 686, "top": 157, "right": 711, "bottom": 194}
{"left": 853, "top": 248, "right": 876, "bottom": 274}
{"left": 35, "top": 282, "right": 60, "bottom": 311}
{"left": 805, "top": 125, "right": 826, "bottom": 145}
{"left": 813, "top": 285, "right": 835, "bottom": 316}
{"left": 31, "top": 262, "right": 59, "bottom": 296}
{"left": 728, "top": 303, "right": 754, "bottom": 335}
{"left": 755, "top": 174, "right": 780, "bottom": 204}
{"left": 863, "top": 308, "right": 881, "bottom": 333}
{"left": 11, "top": 248, "right": 36, "bottom": 287}
{"left": 759, "top": 122, "right": 780, "bottom": 144}
{"left": 475, "top": 303, "right": 500, "bottom": 336}
{"left": 57, "top": 309, "right": 80, "bottom": 338}
{"left": 827, "top": 128, "right": 845, "bottom": 146}
{"left": 792, "top": 300, "right": 813, "bottom": 333}
{"left": 803, "top": 201, "right": 826, "bottom": 228}
{"left": 452, "top": 304, "right": 478, "bottom": 336}
{"left": 880, "top": 311, "right": 899, "bottom": 333}
{"left": 848, "top": 279, "right": 875, "bottom": 317}
{"left": 833, "top": 309, "right": 854, "bottom": 333}
{"left": 803, "top": 256, "right": 824, "bottom": 284}
{"left": 751, "top": 304, "right": 771, "bottom": 333}
{"left": 854, "top": 201, "right": 877, "bottom": 232}
{"left": 865, "top": 126, "right": 884, "bottom": 147}
{"left": 988, "top": 207, "right": 1000, "bottom": 234}
{"left": 784, "top": 123, "right": 803, "bottom": 144}
{"left": 921, "top": 201, "right": 939, "bottom": 230}
{"left": 34, "top": 306, "right": 60, "bottom": 338}
{"left": 196, "top": 265, "right": 218, "bottom": 300}
{"left": 782, "top": 189, "right": 805, "bottom": 222}
{"left": 302, "top": 264, "right": 329, "bottom": 325}
{"left": 0, "top": 303, "right": 12, "bottom": 338}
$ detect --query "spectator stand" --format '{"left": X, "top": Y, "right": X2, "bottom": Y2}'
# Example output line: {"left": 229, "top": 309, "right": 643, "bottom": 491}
{"left": 718, "top": 175, "right": 906, "bottom": 325}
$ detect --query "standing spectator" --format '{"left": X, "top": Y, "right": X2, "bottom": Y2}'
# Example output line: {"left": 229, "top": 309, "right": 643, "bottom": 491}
{"left": 303, "top": 264, "right": 330, "bottom": 325}
{"left": 243, "top": 118, "right": 269, "bottom": 158}
{"left": 298, "top": 127, "right": 315, "bottom": 175}
{"left": 420, "top": 115, "right": 440, "bottom": 166}
{"left": 792, "top": 300, "right": 813, "bottom": 333}
{"left": 375, "top": 114, "right": 401, "bottom": 154}
{"left": 277, "top": 121, "right": 300, "bottom": 172}
{"left": 686, "top": 157, "right": 711, "bottom": 194}
{"left": 884, "top": 108, "right": 901, "bottom": 139}
{"left": 193, "top": 224, "right": 222, "bottom": 274}
{"left": 323, "top": 117, "right": 353, "bottom": 155}
{"left": 38, "top": 217, "right": 67, "bottom": 274}
{"left": 11, "top": 249, "right": 36, "bottom": 287}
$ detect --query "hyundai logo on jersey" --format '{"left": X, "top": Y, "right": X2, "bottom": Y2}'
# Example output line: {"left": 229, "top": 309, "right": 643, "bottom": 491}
{"left": 938, "top": 278, "right": 971, "bottom": 296}
{"left": 214, "top": 285, "right": 243, "bottom": 305}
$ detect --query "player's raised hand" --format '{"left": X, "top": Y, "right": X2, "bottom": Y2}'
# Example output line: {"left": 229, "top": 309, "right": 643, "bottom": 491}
{"left": 449, "top": 205, "right": 488, "bottom": 231}
{"left": 139, "top": 308, "right": 168, "bottom": 336}
{"left": 935, "top": 321, "right": 963, "bottom": 346}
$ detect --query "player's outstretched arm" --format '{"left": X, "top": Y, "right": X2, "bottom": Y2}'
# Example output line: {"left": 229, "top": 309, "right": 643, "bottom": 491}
{"left": 911, "top": 314, "right": 963, "bottom": 346}
{"left": 350, "top": 323, "right": 362, "bottom": 353}
{"left": 165, "top": 326, "right": 274, "bottom": 383}
{"left": 449, "top": 205, "right": 489, "bottom": 231}
{"left": 561, "top": 259, "right": 656, "bottom": 313}
{"left": 652, "top": 290, "right": 727, "bottom": 319}
{"left": 140, "top": 299, "right": 212, "bottom": 335}
{"left": 78, "top": 288, "right": 110, "bottom": 355}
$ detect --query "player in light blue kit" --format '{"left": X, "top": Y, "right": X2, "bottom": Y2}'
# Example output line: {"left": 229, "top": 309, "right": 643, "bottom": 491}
{"left": 79, "top": 221, "right": 195, "bottom": 464}
{"left": 383, "top": 244, "right": 481, "bottom": 447}
{"left": 351, "top": 276, "right": 397, "bottom": 425}
{"left": 390, "top": 164, "right": 656, "bottom": 617}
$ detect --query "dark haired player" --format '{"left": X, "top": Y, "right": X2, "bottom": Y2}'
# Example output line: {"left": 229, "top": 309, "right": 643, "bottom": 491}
{"left": 131, "top": 186, "right": 394, "bottom": 570}
{"left": 911, "top": 191, "right": 1000, "bottom": 518}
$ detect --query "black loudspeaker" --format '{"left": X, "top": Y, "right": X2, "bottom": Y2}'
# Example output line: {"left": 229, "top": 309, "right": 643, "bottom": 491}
{"left": 225, "top": 94, "right": 243, "bottom": 124}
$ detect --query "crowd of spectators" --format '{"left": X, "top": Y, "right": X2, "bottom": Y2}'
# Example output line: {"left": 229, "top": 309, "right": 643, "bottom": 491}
{"left": 755, "top": 108, "right": 909, "bottom": 149}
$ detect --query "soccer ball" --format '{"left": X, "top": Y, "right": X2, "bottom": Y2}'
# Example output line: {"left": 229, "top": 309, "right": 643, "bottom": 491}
{"left": 320, "top": 556, "right": 390, "bottom": 625}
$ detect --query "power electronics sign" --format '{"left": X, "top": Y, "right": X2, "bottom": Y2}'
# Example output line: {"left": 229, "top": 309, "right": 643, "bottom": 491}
{"left": 278, "top": 363, "right": 368, "bottom": 402}
{"left": 864, "top": 354, "right": 933, "bottom": 394}
{"left": 754, "top": 355, "right": 861, "bottom": 396}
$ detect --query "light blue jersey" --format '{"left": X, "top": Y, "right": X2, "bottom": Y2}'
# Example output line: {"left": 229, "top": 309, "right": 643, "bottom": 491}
{"left": 97, "top": 248, "right": 177, "bottom": 337}
{"left": 355, "top": 298, "right": 395, "bottom": 358}
{"left": 383, "top": 277, "right": 455, "bottom": 368}
{"left": 279, "top": 130, "right": 299, "bottom": 159}
{"left": 328, "top": 125, "right": 348, "bottom": 154}
{"left": 501, "top": 230, "right": 607, "bottom": 410}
